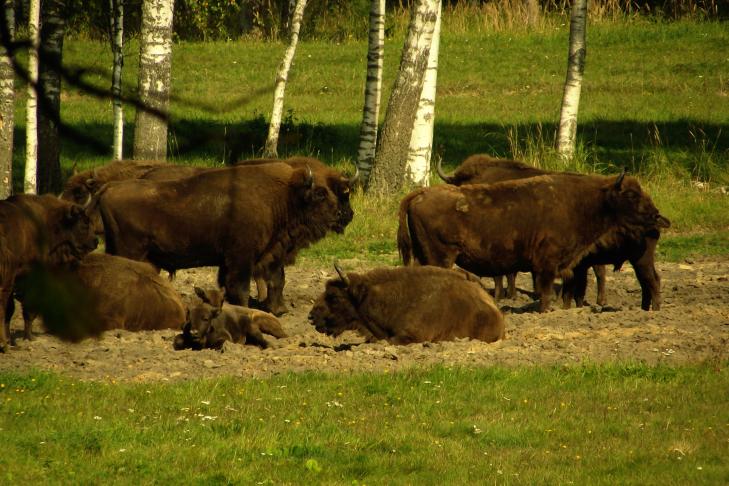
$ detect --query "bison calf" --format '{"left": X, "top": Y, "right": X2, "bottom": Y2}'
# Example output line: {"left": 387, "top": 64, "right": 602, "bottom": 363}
{"left": 174, "top": 287, "right": 287, "bottom": 350}
{"left": 309, "top": 265, "right": 505, "bottom": 345}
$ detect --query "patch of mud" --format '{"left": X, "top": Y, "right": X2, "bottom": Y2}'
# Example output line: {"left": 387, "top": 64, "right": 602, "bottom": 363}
{"left": 2, "top": 258, "right": 728, "bottom": 382}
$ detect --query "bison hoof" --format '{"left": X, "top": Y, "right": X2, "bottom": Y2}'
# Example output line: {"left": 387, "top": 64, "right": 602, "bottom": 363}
{"left": 172, "top": 334, "right": 188, "bottom": 351}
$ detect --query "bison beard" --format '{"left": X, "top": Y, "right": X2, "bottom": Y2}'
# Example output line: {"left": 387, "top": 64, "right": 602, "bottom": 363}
{"left": 398, "top": 172, "right": 670, "bottom": 312}
{"left": 436, "top": 154, "right": 669, "bottom": 310}
{"left": 309, "top": 265, "right": 505, "bottom": 344}
{"left": 95, "top": 163, "right": 343, "bottom": 309}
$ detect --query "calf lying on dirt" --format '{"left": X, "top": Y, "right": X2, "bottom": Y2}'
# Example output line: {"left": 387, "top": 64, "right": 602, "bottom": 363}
{"left": 173, "top": 287, "right": 287, "bottom": 350}
{"left": 309, "top": 265, "right": 505, "bottom": 344}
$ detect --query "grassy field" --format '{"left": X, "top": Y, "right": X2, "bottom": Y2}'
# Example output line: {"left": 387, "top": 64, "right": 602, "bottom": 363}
{"left": 1, "top": 363, "right": 727, "bottom": 484}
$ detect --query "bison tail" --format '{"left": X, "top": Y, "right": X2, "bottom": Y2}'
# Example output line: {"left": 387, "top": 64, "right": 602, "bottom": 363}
{"left": 397, "top": 192, "right": 419, "bottom": 265}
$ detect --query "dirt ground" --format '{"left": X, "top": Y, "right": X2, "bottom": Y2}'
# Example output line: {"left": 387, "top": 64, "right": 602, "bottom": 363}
{"left": 1, "top": 257, "right": 728, "bottom": 382}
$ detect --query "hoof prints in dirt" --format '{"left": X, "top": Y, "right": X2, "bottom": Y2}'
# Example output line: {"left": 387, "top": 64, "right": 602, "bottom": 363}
{"left": 2, "top": 259, "right": 728, "bottom": 382}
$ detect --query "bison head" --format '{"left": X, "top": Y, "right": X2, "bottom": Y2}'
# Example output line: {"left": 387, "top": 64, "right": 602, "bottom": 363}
{"left": 308, "top": 264, "right": 361, "bottom": 337}
{"left": 45, "top": 198, "right": 98, "bottom": 265}
{"left": 604, "top": 171, "right": 671, "bottom": 234}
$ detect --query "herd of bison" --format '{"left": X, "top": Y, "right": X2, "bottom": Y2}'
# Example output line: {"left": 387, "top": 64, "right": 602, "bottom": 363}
{"left": 1, "top": 154, "right": 727, "bottom": 380}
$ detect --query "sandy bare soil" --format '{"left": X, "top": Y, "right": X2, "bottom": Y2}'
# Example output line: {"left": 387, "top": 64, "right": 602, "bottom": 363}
{"left": 1, "top": 257, "right": 728, "bottom": 382}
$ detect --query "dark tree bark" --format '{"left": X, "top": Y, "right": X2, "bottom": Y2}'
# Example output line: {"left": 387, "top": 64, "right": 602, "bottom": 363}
{"left": 37, "top": 0, "right": 66, "bottom": 194}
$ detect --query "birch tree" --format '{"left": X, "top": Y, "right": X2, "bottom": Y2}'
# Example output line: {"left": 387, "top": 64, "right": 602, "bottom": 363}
{"left": 133, "top": 0, "right": 174, "bottom": 160}
{"left": 355, "top": 0, "right": 385, "bottom": 186}
{"left": 367, "top": 0, "right": 438, "bottom": 196}
{"left": 0, "top": 1, "right": 14, "bottom": 199}
{"left": 24, "top": 0, "right": 41, "bottom": 194}
{"left": 110, "top": 0, "right": 124, "bottom": 160}
{"left": 405, "top": 0, "right": 441, "bottom": 188}
{"left": 263, "top": 0, "right": 307, "bottom": 158}
{"left": 556, "top": 0, "right": 587, "bottom": 160}
{"left": 37, "top": 0, "right": 66, "bottom": 194}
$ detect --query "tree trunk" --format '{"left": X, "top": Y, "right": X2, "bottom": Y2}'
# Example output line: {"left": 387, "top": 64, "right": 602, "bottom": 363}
{"left": 0, "top": 2, "right": 15, "bottom": 199}
{"left": 263, "top": 0, "right": 307, "bottom": 158}
{"left": 405, "top": 0, "right": 441, "bottom": 188}
{"left": 24, "top": 0, "right": 41, "bottom": 194}
{"left": 110, "top": 0, "right": 124, "bottom": 160}
{"left": 367, "top": 0, "right": 438, "bottom": 197}
{"left": 133, "top": 0, "right": 174, "bottom": 160}
{"left": 355, "top": 0, "right": 385, "bottom": 186}
{"left": 556, "top": 0, "right": 587, "bottom": 160}
{"left": 37, "top": 0, "right": 66, "bottom": 194}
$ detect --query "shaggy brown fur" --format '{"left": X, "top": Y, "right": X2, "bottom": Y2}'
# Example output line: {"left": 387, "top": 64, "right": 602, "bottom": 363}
{"left": 1, "top": 195, "right": 97, "bottom": 350}
{"left": 398, "top": 173, "right": 670, "bottom": 312}
{"left": 437, "top": 154, "right": 667, "bottom": 310}
{"left": 309, "top": 266, "right": 505, "bottom": 344}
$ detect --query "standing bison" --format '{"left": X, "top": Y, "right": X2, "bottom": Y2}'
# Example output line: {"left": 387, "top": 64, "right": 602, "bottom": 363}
{"left": 309, "top": 265, "right": 505, "bottom": 344}
{"left": 94, "top": 162, "right": 345, "bottom": 310}
{"left": 1, "top": 195, "right": 98, "bottom": 350}
{"left": 436, "top": 154, "right": 669, "bottom": 310}
{"left": 398, "top": 171, "right": 670, "bottom": 312}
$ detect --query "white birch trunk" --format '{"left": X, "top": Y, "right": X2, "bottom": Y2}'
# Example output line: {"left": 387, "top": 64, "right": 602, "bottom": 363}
{"left": 405, "top": 0, "right": 441, "bottom": 188}
{"left": 0, "top": 2, "right": 15, "bottom": 199}
{"left": 355, "top": 0, "right": 385, "bottom": 185}
{"left": 133, "top": 0, "right": 174, "bottom": 160}
{"left": 110, "top": 0, "right": 124, "bottom": 160}
{"left": 556, "top": 0, "right": 587, "bottom": 160}
{"left": 367, "top": 0, "right": 439, "bottom": 196}
{"left": 24, "top": 0, "right": 41, "bottom": 194}
{"left": 263, "top": 0, "right": 307, "bottom": 158}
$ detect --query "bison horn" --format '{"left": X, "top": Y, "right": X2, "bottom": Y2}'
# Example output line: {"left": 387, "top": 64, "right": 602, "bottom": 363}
{"left": 348, "top": 166, "right": 361, "bottom": 187}
{"left": 435, "top": 156, "right": 454, "bottom": 183}
{"left": 71, "top": 161, "right": 78, "bottom": 176}
{"left": 304, "top": 165, "right": 314, "bottom": 187}
{"left": 333, "top": 262, "right": 350, "bottom": 287}
{"left": 614, "top": 167, "right": 627, "bottom": 189}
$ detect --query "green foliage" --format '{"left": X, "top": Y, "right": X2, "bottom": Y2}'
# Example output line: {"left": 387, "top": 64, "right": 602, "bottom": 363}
{"left": 1, "top": 363, "right": 728, "bottom": 483}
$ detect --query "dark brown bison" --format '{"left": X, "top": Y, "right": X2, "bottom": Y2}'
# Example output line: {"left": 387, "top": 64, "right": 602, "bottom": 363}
{"left": 436, "top": 154, "right": 667, "bottom": 310}
{"left": 233, "top": 156, "right": 357, "bottom": 314}
{"left": 309, "top": 265, "right": 505, "bottom": 344}
{"left": 1, "top": 195, "right": 98, "bottom": 350}
{"left": 173, "top": 287, "right": 286, "bottom": 350}
{"left": 398, "top": 172, "right": 671, "bottom": 312}
{"left": 94, "top": 162, "right": 345, "bottom": 310}
{"left": 9, "top": 253, "right": 186, "bottom": 340}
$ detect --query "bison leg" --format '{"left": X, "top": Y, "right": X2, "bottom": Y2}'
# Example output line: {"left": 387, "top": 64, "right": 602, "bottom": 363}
{"left": 222, "top": 264, "right": 252, "bottom": 307}
{"left": 562, "top": 264, "right": 589, "bottom": 309}
{"left": 22, "top": 303, "right": 37, "bottom": 341}
{"left": 2, "top": 292, "right": 13, "bottom": 349}
{"left": 506, "top": 273, "right": 517, "bottom": 299}
{"left": 593, "top": 265, "right": 607, "bottom": 306}
{"left": 536, "top": 272, "right": 556, "bottom": 312}
{"left": 493, "top": 276, "right": 504, "bottom": 300}
{"left": 633, "top": 260, "right": 661, "bottom": 311}
{"left": 263, "top": 265, "right": 289, "bottom": 317}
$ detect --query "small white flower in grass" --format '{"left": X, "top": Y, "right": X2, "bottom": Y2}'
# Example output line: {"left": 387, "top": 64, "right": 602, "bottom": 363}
{"left": 128, "top": 408, "right": 135, "bottom": 413}
{"left": 119, "top": 449, "right": 126, "bottom": 453}
{"left": 201, "top": 400, "right": 210, "bottom": 405}
{"left": 472, "top": 425, "right": 482, "bottom": 434}
{"left": 697, "top": 466, "right": 703, "bottom": 470}
{"left": 93, "top": 416, "right": 102, "bottom": 420}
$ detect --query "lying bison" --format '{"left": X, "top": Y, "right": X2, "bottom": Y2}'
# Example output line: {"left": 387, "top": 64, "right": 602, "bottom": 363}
{"left": 94, "top": 162, "right": 344, "bottom": 309}
{"left": 8, "top": 253, "right": 187, "bottom": 342}
{"left": 399, "top": 171, "right": 670, "bottom": 312}
{"left": 436, "top": 155, "right": 669, "bottom": 310}
{"left": 174, "top": 287, "right": 286, "bottom": 350}
{"left": 309, "top": 265, "right": 505, "bottom": 344}
{"left": 1, "top": 195, "right": 98, "bottom": 350}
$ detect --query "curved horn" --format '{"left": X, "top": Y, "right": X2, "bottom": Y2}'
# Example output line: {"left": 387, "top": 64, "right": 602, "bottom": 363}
{"left": 348, "top": 165, "right": 361, "bottom": 187}
{"left": 71, "top": 161, "right": 78, "bottom": 176}
{"left": 333, "top": 262, "right": 350, "bottom": 287}
{"left": 436, "top": 156, "right": 455, "bottom": 184}
{"left": 614, "top": 167, "right": 627, "bottom": 189}
{"left": 92, "top": 168, "right": 99, "bottom": 179}
{"left": 304, "top": 164, "right": 314, "bottom": 187}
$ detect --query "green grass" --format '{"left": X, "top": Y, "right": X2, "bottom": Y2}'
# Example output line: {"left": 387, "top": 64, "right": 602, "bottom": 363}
{"left": 1, "top": 363, "right": 727, "bottom": 484}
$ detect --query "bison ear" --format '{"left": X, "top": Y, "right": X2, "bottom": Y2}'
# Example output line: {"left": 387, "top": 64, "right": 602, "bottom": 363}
{"left": 194, "top": 286, "right": 210, "bottom": 303}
